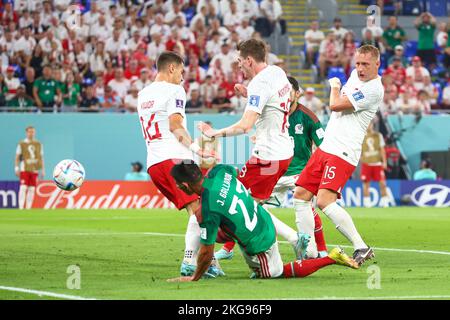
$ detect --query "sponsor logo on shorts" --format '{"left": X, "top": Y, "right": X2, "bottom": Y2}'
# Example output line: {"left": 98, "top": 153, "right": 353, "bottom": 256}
{"left": 249, "top": 95, "right": 260, "bottom": 108}
{"left": 352, "top": 91, "right": 365, "bottom": 101}
{"left": 175, "top": 99, "right": 184, "bottom": 108}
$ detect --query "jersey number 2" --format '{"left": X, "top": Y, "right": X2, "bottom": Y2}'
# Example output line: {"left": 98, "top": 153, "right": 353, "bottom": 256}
{"left": 228, "top": 181, "right": 258, "bottom": 232}
{"left": 140, "top": 114, "right": 161, "bottom": 142}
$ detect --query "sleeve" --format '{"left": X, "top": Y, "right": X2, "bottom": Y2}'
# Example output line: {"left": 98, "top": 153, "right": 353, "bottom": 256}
{"left": 379, "top": 133, "right": 385, "bottom": 148}
{"left": 311, "top": 119, "right": 325, "bottom": 147}
{"left": 16, "top": 144, "right": 21, "bottom": 156}
{"left": 199, "top": 212, "right": 220, "bottom": 246}
{"left": 347, "top": 82, "right": 382, "bottom": 112}
{"left": 244, "top": 79, "right": 272, "bottom": 114}
{"left": 167, "top": 86, "right": 186, "bottom": 117}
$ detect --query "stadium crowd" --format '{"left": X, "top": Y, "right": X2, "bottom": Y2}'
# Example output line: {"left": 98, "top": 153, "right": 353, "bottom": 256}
{"left": 304, "top": 12, "right": 450, "bottom": 116}
{"left": 0, "top": 0, "right": 288, "bottom": 114}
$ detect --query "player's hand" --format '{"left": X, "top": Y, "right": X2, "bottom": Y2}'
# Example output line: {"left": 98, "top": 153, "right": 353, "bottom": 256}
{"left": 15, "top": 170, "right": 20, "bottom": 178}
{"left": 197, "top": 148, "right": 221, "bottom": 161}
{"left": 328, "top": 77, "right": 342, "bottom": 89}
{"left": 234, "top": 84, "right": 248, "bottom": 97}
{"left": 167, "top": 276, "right": 193, "bottom": 283}
{"left": 197, "top": 121, "right": 217, "bottom": 138}
{"left": 383, "top": 162, "right": 388, "bottom": 170}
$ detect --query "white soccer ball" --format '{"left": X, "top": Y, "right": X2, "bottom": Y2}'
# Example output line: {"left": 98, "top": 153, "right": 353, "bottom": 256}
{"left": 53, "top": 159, "right": 85, "bottom": 191}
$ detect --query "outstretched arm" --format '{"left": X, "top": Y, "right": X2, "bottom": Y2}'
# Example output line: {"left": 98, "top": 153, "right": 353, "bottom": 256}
{"left": 198, "top": 110, "right": 259, "bottom": 138}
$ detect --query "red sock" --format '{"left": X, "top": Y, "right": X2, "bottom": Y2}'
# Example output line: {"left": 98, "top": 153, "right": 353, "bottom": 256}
{"left": 313, "top": 207, "right": 327, "bottom": 252}
{"left": 223, "top": 241, "right": 236, "bottom": 252}
{"left": 283, "top": 257, "right": 335, "bottom": 278}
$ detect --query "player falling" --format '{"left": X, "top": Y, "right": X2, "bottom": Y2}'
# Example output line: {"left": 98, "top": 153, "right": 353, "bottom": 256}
{"left": 15, "top": 126, "right": 45, "bottom": 209}
{"left": 167, "top": 161, "right": 358, "bottom": 282}
{"left": 215, "top": 76, "right": 329, "bottom": 260}
{"left": 198, "top": 39, "right": 308, "bottom": 259}
{"left": 294, "top": 45, "right": 384, "bottom": 265}
{"left": 137, "top": 51, "right": 221, "bottom": 277}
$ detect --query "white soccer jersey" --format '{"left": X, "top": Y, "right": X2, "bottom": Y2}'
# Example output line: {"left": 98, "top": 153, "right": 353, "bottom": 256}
{"left": 245, "top": 65, "right": 294, "bottom": 161}
{"left": 137, "top": 81, "right": 194, "bottom": 168}
{"left": 320, "top": 69, "right": 384, "bottom": 166}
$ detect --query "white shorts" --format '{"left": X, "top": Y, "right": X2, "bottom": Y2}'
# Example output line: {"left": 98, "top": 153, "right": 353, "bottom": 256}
{"left": 266, "top": 174, "right": 299, "bottom": 207}
{"left": 242, "top": 242, "right": 284, "bottom": 278}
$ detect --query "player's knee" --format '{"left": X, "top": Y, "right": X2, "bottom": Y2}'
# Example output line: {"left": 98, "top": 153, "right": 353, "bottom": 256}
{"left": 316, "top": 197, "right": 333, "bottom": 211}
{"left": 293, "top": 187, "right": 312, "bottom": 201}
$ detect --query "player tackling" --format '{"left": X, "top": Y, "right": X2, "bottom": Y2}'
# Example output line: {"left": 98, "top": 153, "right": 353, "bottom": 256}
{"left": 137, "top": 51, "right": 220, "bottom": 277}
{"left": 293, "top": 45, "right": 384, "bottom": 265}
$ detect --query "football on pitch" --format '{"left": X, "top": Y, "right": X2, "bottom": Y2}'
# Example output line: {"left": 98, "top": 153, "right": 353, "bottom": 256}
{"left": 53, "top": 159, "right": 85, "bottom": 191}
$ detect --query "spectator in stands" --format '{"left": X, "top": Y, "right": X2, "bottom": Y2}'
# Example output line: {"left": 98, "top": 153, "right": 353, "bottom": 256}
{"left": 259, "top": 0, "right": 286, "bottom": 36}
{"left": 208, "top": 18, "right": 230, "bottom": 40}
{"left": 298, "top": 87, "right": 325, "bottom": 119}
{"left": 421, "top": 76, "right": 439, "bottom": 107}
{"left": 406, "top": 56, "right": 430, "bottom": 90}
{"left": 304, "top": 20, "right": 325, "bottom": 69}
{"left": 134, "top": 68, "right": 152, "bottom": 91}
{"left": 380, "top": 88, "right": 398, "bottom": 115}
{"left": 33, "top": 65, "right": 61, "bottom": 112}
{"left": 0, "top": 72, "right": 7, "bottom": 107}
{"left": 186, "top": 89, "right": 204, "bottom": 114}
{"left": 23, "top": 67, "right": 35, "bottom": 100}
{"left": 382, "top": 73, "right": 399, "bottom": 101}
{"left": 191, "top": 5, "right": 207, "bottom": 30}
{"left": 99, "top": 85, "right": 122, "bottom": 112}
{"left": 330, "top": 17, "right": 348, "bottom": 42}
{"left": 4, "top": 66, "right": 20, "bottom": 102}
{"left": 124, "top": 85, "right": 139, "bottom": 113}
{"left": 318, "top": 31, "right": 343, "bottom": 81}
{"left": 442, "top": 78, "right": 450, "bottom": 107}
{"left": 105, "top": 28, "right": 125, "bottom": 58}
{"left": 384, "top": 56, "right": 406, "bottom": 89}
{"left": 395, "top": 89, "right": 417, "bottom": 114}
{"left": 361, "top": 29, "right": 385, "bottom": 54}
{"left": 236, "top": 19, "right": 255, "bottom": 41}
{"left": 387, "top": 45, "right": 408, "bottom": 67}
{"left": 416, "top": 90, "right": 431, "bottom": 115}
{"left": 124, "top": 59, "right": 141, "bottom": 80}
{"left": 124, "top": 162, "right": 150, "bottom": 181}
{"left": 436, "top": 22, "right": 448, "bottom": 50}
{"left": 150, "top": 14, "right": 171, "bottom": 41}
{"left": 147, "top": 32, "right": 166, "bottom": 63}
{"left": 240, "top": 0, "right": 260, "bottom": 22}
{"left": 212, "top": 87, "right": 233, "bottom": 113}
{"left": 230, "top": 89, "right": 247, "bottom": 113}
{"left": 89, "top": 41, "right": 110, "bottom": 75}
{"left": 400, "top": 76, "right": 418, "bottom": 99}
{"left": 223, "top": 1, "right": 242, "bottom": 32}
{"left": 200, "top": 75, "right": 217, "bottom": 108}
{"left": 415, "top": 12, "right": 437, "bottom": 67}
{"left": 60, "top": 71, "right": 81, "bottom": 113}
{"left": 382, "top": 16, "right": 406, "bottom": 59}
{"left": 362, "top": 15, "right": 383, "bottom": 41}
{"left": 108, "top": 67, "right": 130, "bottom": 100}
{"left": 6, "top": 84, "right": 34, "bottom": 111}
{"left": 209, "top": 42, "right": 235, "bottom": 77}
{"left": 413, "top": 160, "right": 437, "bottom": 181}
{"left": 15, "top": 26, "right": 36, "bottom": 58}
{"left": 342, "top": 31, "right": 357, "bottom": 75}
{"left": 79, "top": 85, "right": 100, "bottom": 113}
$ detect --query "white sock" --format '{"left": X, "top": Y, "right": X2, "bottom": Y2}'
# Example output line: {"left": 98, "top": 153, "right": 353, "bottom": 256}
{"left": 380, "top": 196, "right": 389, "bottom": 208}
{"left": 18, "top": 185, "right": 27, "bottom": 209}
{"left": 25, "top": 187, "right": 35, "bottom": 209}
{"left": 363, "top": 196, "right": 371, "bottom": 208}
{"left": 322, "top": 202, "right": 367, "bottom": 250}
{"left": 266, "top": 211, "right": 298, "bottom": 247}
{"left": 184, "top": 214, "right": 200, "bottom": 266}
{"left": 293, "top": 198, "right": 317, "bottom": 257}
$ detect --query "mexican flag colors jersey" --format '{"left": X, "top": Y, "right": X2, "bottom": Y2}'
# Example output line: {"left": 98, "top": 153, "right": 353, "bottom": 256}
{"left": 199, "top": 165, "right": 276, "bottom": 256}
{"left": 285, "top": 105, "right": 325, "bottom": 176}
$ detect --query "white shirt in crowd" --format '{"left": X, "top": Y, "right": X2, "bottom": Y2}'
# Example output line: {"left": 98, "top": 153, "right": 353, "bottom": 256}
{"left": 108, "top": 78, "right": 131, "bottom": 100}
{"left": 137, "top": 81, "right": 194, "bottom": 168}
{"left": 406, "top": 66, "right": 430, "bottom": 90}
{"left": 245, "top": 65, "right": 294, "bottom": 161}
{"left": 236, "top": 24, "right": 255, "bottom": 41}
{"left": 299, "top": 96, "right": 324, "bottom": 115}
{"left": 320, "top": 69, "right": 384, "bottom": 166}
{"left": 14, "top": 36, "right": 36, "bottom": 56}
{"left": 330, "top": 26, "right": 349, "bottom": 41}
{"left": 260, "top": 0, "right": 283, "bottom": 20}
{"left": 305, "top": 29, "right": 325, "bottom": 50}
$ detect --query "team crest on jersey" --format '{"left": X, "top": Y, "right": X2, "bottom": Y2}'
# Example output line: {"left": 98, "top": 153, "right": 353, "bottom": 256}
{"left": 249, "top": 95, "right": 260, "bottom": 108}
{"left": 175, "top": 99, "right": 184, "bottom": 108}
{"left": 295, "top": 124, "right": 303, "bottom": 134}
{"left": 352, "top": 91, "right": 365, "bottom": 101}
{"left": 200, "top": 228, "right": 207, "bottom": 240}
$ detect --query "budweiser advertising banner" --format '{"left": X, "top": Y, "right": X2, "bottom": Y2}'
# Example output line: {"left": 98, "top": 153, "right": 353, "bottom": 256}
{"left": 32, "top": 181, "right": 175, "bottom": 209}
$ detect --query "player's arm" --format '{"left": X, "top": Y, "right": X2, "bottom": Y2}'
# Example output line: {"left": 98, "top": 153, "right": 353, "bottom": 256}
{"left": 40, "top": 145, "right": 45, "bottom": 178}
{"left": 329, "top": 79, "right": 355, "bottom": 112}
{"left": 14, "top": 147, "right": 21, "bottom": 177}
{"left": 199, "top": 110, "right": 259, "bottom": 138}
{"left": 190, "top": 244, "right": 215, "bottom": 281}
{"left": 169, "top": 113, "right": 197, "bottom": 150}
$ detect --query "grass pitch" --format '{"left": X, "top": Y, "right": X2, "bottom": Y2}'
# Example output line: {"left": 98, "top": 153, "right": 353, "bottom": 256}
{"left": 0, "top": 207, "right": 450, "bottom": 300}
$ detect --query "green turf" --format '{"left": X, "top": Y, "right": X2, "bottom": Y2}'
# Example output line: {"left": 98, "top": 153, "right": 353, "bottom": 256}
{"left": 1, "top": 207, "right": 450, "bottom": 300}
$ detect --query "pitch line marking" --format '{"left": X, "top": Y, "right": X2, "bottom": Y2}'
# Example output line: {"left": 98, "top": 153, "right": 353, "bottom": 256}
{"left": 1, "top": 231, "right": 450, "bottom": 256}
{"left": 0, "top": 285, "right": 97, "bottom": 300}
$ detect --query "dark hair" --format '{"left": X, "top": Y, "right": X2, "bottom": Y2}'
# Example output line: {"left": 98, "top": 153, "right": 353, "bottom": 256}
{"left": 171, "top": 160, "right": 203, "bottom": 184}
{"left": 422, "top": 159, "right": 432, "bottom": 169}
{"left": 156, "top": 51, "right": 184, "bottom": 71}
{"left": 287, "top": 76, "right": 299, "bottom": 92}
{"left": 237, "top": 39, "right": 267, "bottom": 63}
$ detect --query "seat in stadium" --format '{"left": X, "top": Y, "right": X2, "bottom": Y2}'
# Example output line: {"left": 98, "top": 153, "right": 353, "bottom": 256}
{"left": 426, "top": 0, "right": 448, "bottom": 17}
{"left": 404, "top": 41, "right": 418, "bottom": 58}
{"left": 327, "top": 67, "right": 347, "bottom": 85}
{"left": 402, "top": 0, "right": 423, "bottom": 15}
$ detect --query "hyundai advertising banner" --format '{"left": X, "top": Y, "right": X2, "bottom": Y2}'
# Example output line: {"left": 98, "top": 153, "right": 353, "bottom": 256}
{"left": 1, "top": 180, "right": 449, "bottom": 209}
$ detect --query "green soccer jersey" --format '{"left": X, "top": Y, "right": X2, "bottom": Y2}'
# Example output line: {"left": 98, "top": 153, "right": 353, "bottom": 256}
{"left": 417, "top": 23, "right": 436, "bottom": 50}
{"left": 383, "top": 27, "right": 406, "bottom": 49}
{"left": 199, "top": 164, "right": 276, "bottom": 256}
{"left": 33, "top": 78, "right": 58, "bottom": 103}
{"left": 284, "top": 105, "right": 324, "bottom": 176}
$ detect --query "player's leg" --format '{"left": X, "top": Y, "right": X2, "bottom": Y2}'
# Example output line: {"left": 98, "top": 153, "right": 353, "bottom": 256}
{"left": 25, "top": 173, "right": 38, "bottom": 209}
{"left": 18, "top": 172, "right": 28, "bottom": 210}
{"left": 378, "top": 169, "right": 389, "bottom": 208}
{"left": 361, "top": 164, "right": 372, "bottom": 208}
{"left": 312, "top": 207, "right": 328, "bottom": 257}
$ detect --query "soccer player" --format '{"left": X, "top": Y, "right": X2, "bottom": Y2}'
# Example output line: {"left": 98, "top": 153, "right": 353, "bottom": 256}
{"left": 195, "top": 121, "right": 221, "bottom": 177}
{"left": 198, "top": 39, "right": 302, "bottom": 259}
{"left": 167, "top": 161, "right": 358, "bottom": 282}
{"left": 293, "top": 45, "right": 384, "bottom": 265}
{"left": 215, "top": 76, "right": 329, "bottom": 260}
{"left": 361, "top": 121, "right": 389, "bottom": 208}
{"left": 137, "top": 51, "right": 220, "bottom": 277}
{"left": 15, "top": 126, "right": 45, "bottom": 210}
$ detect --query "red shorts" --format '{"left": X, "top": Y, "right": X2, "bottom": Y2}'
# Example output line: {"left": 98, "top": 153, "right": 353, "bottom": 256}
{"left": 295, "top": 148, "right": 355, "bottom": 198}
{"left": 20, "top": 171, "right": 38, "bottom": 187}
{"left": 361, "top": 163, "right": 385, "bottom": 182}
{"left": 148, "top": 159, "right": 199, "bottom": 210}
{"left": 238, "top": 156, "right": 292, "bottom": 200}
